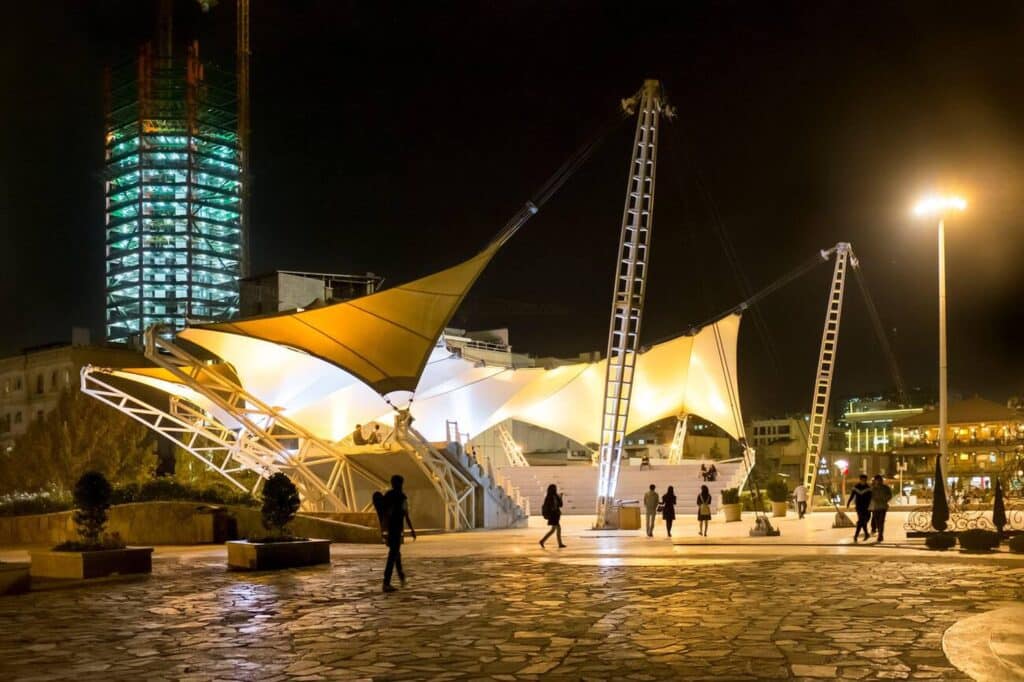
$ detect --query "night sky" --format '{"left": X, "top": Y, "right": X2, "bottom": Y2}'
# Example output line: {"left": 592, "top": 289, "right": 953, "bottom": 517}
{"left": 2, "top": 1, "right": 1022, "bottom": 417}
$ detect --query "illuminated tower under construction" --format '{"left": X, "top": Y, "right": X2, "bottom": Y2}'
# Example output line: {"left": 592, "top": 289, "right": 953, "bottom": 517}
{"left": 104, "top": 4, "right": 245, "bottom": 342}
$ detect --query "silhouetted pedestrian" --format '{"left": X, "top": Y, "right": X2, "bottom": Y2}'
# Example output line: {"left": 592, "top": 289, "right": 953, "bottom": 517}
{"left": 662, "top": 485, "right": 677, "bottom": 537}
{"left": 846, "top": 474, "right": 872, "bottom": 542}
{"left": 539, "top": 484, "right": 566, "bottom": 548}
{"left": 697, "top": 484, "right": 712, "bottom": 536}
{"left": 643, "top": 484, "right": 659, "bottom": 537}
{"left": 869, "top": 474, "right": 893, "bottom": 543}
{"left": 378, "top": 474, "right": 416, "bottom": 593}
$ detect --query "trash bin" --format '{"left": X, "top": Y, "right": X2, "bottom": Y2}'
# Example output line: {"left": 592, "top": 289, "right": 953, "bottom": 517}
{"left": 618, "top": 505, "right": 641, "bottom": 530}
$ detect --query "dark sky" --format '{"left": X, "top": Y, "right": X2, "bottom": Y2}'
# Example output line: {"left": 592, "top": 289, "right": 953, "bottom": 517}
{"left": 2, "top": 1, "right": 1023, "bottom": 417}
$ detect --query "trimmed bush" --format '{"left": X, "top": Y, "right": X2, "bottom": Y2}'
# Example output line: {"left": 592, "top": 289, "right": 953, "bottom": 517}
{"left": 260, "top": 473, "right": 300, "bottom": 537}
{"left": 0, "top": 496, "right": 73, "bottom": 517}
{"left": 721, "top": 487, "right": 740, "bottom": 505}
{"left": 112, "top": 478, "right": 258, "bottom": 507}
{"left": 1008, "top": 535, "right": 1024, "bottom": 554}
{"left": 958, "top": 529, "right": 1000, "bottom": 553}
{"left": 71, "top": 471, "right": 113, "bottom": 548}
{"left": 925, "top": 533, "right": 957, "bottom": 551}
{"left": 765, "top": 478, "right": 790, "bottom": 503}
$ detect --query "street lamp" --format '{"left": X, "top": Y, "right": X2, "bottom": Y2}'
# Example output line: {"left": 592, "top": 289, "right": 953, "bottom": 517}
{"left": 913, "top": 193, "right": 967, "bottom": 481}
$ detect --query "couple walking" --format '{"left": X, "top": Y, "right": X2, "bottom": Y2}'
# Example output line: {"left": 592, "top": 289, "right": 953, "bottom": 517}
{"left": 643, "top": 484, "right": 714, "bottom": 537}
{"left": 847, "top": 473, "right": 893, "bottom": 543}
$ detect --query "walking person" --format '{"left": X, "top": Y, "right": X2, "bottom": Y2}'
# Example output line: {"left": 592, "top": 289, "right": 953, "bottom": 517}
{"left": 869, "top": 474, "right": 893, "bottom": 543}
{"left": 643, "top": 484, "right": 659, "bottom": 537}
{"left": 793, "top": 482, "right": 808, "bottom": 519}
{"left": 539, "top": 484, "right": 566, "bottom": 548}
{"left": 662, "top": 485, "right": 677, "bottom": 537}
{"left": 696, "top": 484, "right": 712, "bottom": 537}
{"left": 846, "top": 474, "right": 873, "bottom": 542}
{"left": 379, "top": 474, "right": 416, "bottom": 593}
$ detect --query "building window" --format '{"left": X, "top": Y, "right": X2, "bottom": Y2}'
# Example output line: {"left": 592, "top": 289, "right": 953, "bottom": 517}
{"left": 0, "top": 415, "right": 9, "bottom": 433}
{"left": 50, "top": 371, "right": 59, "bottom": 390}
{"left": 14, "top": 377, "right": 22, "bottom": 391}
{"left": 35, "top": 374, "right": 44, "bottom": 395}
{"left": 14, "top": 412, "right": 22, "bottom": 424}
{"left": 35, "top": 410, "right": 44, "bottom": 423}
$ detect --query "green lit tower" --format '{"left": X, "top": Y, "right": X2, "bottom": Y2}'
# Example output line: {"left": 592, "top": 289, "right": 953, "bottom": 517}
{"left": 104, "top": 14, "right": 245, "bottom": 343}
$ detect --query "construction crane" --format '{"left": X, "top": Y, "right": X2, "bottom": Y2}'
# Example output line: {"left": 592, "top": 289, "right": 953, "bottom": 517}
{"left": 594, "top": 80, "right": 674, "bottom": 528}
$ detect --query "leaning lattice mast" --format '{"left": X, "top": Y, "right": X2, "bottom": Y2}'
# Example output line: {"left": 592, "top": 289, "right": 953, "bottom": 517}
{"left": 595, "top": 80, "right": 672, "bottom": 528}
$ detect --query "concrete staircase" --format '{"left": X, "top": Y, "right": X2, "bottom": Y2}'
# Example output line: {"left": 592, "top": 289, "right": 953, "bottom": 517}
{"left": 496, "top": 460, "right": 746, "bottom": 516}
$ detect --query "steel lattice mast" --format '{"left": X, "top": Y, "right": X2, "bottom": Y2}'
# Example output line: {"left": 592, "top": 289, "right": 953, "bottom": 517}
{"left": 801, "top": 243, "right": 856, "bottom": 503}
{"left": 595, "top": 80, "right": 672, "bottom": 527}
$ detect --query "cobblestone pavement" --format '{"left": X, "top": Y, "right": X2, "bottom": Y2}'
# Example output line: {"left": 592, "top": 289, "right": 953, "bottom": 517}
{"left": 2, "top": 544, "right": 1023, "bottom": 681}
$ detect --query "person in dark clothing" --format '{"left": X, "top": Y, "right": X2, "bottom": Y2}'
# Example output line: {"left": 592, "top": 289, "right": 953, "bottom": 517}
{"left": 662, "top": 485, "right": 677, "bottom": 537}
{"left": 846, "top": 474, "right": 873, "bottom": 542}
{"left": 539, "top": 484, "right": 566, "bottom": 548}
{"left": 696, "top": 484, "right": 712, "bottom": 537}
{"left": 869, "top": 474, "right": 893, "bottom": 543}
{"left": 381, "top": 474, "right": 416, "bottom": 593}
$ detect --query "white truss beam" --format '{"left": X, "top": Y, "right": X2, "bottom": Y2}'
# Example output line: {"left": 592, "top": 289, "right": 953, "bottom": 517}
{"left": 496, "top": 421, "right": 529, "bottom": 467}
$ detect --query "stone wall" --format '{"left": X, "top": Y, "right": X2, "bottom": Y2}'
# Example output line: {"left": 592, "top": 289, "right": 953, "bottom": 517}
{"left": 0, "top": 502, "right": 378, "bottom": 546}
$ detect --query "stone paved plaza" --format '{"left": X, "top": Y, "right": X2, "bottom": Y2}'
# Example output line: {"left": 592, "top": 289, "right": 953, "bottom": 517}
{"left": 2, "top": 514, "right": 1023, "bottom": 681}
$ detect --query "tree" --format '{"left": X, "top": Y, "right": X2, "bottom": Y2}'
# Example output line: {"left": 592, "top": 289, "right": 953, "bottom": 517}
{"left": 0, "top": 389, "right": 157, "bottom": 497}
{"left": 260, "top": 472, "right": 301, "bottom": 537}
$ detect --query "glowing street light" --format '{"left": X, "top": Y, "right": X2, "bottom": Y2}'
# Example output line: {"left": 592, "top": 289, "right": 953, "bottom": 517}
{"left": 913, "top": 193, "right": 967, "bottom": 479}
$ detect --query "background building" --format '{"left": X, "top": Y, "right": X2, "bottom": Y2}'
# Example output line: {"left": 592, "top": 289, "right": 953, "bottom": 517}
{"left": 104, "top": 25, "right": 244, "bottom": 342}
{"left": 0, "top": 330, "right": 145, "bottom": 451}
{"left": 240, "top": 271, "right": 383, "bottom": 317}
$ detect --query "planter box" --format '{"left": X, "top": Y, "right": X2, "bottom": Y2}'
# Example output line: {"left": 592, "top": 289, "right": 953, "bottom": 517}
{"left": 722, "top": 503, "right": 742, "bottom": 522}
{"left": 227, "top": 539, "right": 331, "bottom": 570}
{"left": 30, "top": 547, "right": 153, "bottom": 580}
{"left": 0, "top": 563, "right": 30, "bottom": 595}
{"left": 771, "top": 501, "right": 788, "bottom": 518}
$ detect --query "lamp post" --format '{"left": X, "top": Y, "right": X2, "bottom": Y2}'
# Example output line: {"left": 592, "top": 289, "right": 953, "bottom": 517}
{"left": 913, "top": 194, "right": 967, "bottom": 481}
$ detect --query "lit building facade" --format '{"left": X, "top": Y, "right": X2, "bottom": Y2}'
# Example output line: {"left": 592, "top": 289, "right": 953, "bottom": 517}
{"left": 104, "top": 42, "right": 243, "bottom": 343}
{"left": 891, "top": 397, "right": 1024, "bottom": 492}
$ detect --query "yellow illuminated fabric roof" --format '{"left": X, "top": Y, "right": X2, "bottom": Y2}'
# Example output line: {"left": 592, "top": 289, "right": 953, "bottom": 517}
{"left": 194, "top": 243, "right": 501, "bottom": 395}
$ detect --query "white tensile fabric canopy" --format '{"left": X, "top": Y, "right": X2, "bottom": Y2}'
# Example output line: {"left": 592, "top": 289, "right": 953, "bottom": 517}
{"left": 112, "top": 313, "right": 744, "bottom": 447}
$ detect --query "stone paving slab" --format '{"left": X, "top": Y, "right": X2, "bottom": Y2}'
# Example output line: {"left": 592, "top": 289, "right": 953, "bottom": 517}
{"left": 1, "top": 547, "right": 1022, "bottom": 680}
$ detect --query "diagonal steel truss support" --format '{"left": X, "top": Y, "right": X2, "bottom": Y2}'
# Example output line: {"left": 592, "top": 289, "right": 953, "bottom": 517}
{"left": 393, "top": 410, "right": 476, "bottom": 531}
{"left": 82, "top": 366, "right": 264, "bottom": 494}
{"left": 666, "top": 414, "right": 689, "bottom": 464}
{"left": 136, "top": 328, "right": 387, "bottom": 512}
{"left": 496, "top": 421, "right": 530, "bottom": 467}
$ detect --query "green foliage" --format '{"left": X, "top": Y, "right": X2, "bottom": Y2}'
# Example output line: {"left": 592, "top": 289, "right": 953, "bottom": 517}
{"left": 958, "top": 529, "right": 1000, "bottom": 553}
{"left": 260, "top": 473, "right": 300, "bottom": 535}
{"left": 925, "top": 533, "right": 957, "bottom": 551}
{"left": 172, "top": 448, "right": 258, "bottom": 491}
{"left": 1008, "top": 535, "right": 1024, "bottom": 554}
{"left": 740, "top": 491, "right": 767, "bottom": 512}
{"left": 54, "top": 531, "right": 125, "bottom": 552}
{"left": 720, "top": 487, "right": 740, "bottom": 505}
{"left": 0, "top": 389, "right": 157, "bottom": 497}
{"left": 0, "top": 496, "right": 73, "bottom": 517}
{"left": 72, "top": 471, "right": 112, "bottom": 547}
{"left": 113, "top": 478, "right": 258, "bottom": 507}
{"left": 0, "top": 480, "right": 257, "bottom": 517}
{"left": 765, "top": 477, "right": 790, "bottom": 503}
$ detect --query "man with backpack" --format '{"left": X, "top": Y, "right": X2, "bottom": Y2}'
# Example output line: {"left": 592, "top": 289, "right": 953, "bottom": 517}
{"left": 374, "top": 475, "right": 416, "bottom": 593}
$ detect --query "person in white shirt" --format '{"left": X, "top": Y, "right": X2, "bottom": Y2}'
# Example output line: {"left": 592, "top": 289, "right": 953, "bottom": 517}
{"left": 793, "top": 483, "right": 808, "bottom": 519}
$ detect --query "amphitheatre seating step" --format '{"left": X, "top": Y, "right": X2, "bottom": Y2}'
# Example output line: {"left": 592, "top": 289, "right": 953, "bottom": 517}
{"left": 496, "top": 462, "right": 744, "bottom": 516}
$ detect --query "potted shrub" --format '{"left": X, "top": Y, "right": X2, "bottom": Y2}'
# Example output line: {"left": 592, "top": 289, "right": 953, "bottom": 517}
{"left": 720, "top": 488, "right": 742, "bottom": 522}
{"left": 924, "top": 532, "right": 957, "bottom": 551}
{"left": 30, "top": 471, "right": 153, "bottom": 580}
{"left": 1008, "top": 535, "right": 1024, "bottom": 554}
{"left": 958, "top": 528, "right": 1000, "bottom": 553}
{"left": 227, "top": 472, "right": 330, "bottom": 570}
{"left": 765, "top": 478, "right": 790, "bottom": 518}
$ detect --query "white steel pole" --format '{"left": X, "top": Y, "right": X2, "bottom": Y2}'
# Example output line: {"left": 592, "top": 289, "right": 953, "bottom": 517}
{"left": 938, "top": 218, "right": 948, "bottom": 481}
